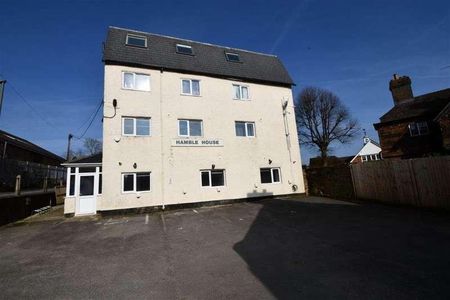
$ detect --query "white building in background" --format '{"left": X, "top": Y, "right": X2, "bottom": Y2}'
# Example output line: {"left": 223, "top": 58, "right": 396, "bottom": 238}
{"left": 350, "top": 134, "right": 382, "bottom": 164}
{"left": 64, "top": 27, "right": 305, "bottom": 216}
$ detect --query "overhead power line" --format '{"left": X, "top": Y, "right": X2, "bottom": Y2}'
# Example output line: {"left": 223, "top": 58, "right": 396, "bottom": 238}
{"left": 0, "top": 75, "right": 55, "bottom": 128}
{"left": 75, "top": 98, "right": 103, "bottom": 134}
{"left": 73, "top": 99, "right": 103, "bottom": 140}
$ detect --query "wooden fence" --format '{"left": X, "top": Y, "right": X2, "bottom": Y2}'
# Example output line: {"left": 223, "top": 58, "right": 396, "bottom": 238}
{"left": 0, "top": 158, "right": 66, "bottom": 193}
{"left": 350, "top": 156, "right": 450, "bottom": 209}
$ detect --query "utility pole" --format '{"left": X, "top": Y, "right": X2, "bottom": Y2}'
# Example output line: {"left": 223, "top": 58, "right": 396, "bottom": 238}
{"left": 66, "top": 133, "right": 73, "bottom": 161}
{"left": 0, "top": 80, "right": 6, "bottom": 117}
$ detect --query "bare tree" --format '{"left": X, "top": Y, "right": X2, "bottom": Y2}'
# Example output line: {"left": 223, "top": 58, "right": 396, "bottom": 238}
{"left": 62, "top": 148, "right": 85, "bottom": 161}
{"left": 295, "top": 87, "right": 359, "bottom": 159}
{"left": 83, "top": 138, "right": 102, "bottom": 156}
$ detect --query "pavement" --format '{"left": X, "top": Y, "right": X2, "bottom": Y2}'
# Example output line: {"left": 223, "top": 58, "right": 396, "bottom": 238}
{"left": 1, "top": 196, "right": 450, "bottom": 299}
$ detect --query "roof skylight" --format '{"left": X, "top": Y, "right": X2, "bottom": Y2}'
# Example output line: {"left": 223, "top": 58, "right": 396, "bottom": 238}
{"left": 126, "top": 34, "right": 147, "bottom": 48}
{"left": 176, "top": 44, "right": 193, "bottom": 55}
{"left": 225, "top": 52, "right": 241, "bottom": 62}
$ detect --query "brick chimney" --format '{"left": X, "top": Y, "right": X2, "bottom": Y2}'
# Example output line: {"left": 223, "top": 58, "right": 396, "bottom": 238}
{"left": 389, "top": 74, "right": 413, "bottom": 105}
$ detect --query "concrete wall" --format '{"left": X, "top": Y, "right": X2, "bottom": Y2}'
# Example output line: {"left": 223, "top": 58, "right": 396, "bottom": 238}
{"left": 0, "top": 192, "right": 56, "bottom": 226}
{"left": 101, "top": 65, "right": 304, "bottom": 211}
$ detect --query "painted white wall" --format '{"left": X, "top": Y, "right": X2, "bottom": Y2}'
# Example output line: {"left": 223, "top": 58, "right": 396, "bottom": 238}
{"left": 357, "top": 141, "right": 381, "bottom": 156}
{"left": 100, "top": 65, "right": 304, "bottom": 211}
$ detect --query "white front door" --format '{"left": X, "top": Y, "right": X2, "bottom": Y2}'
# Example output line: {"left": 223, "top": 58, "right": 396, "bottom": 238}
{"left": 77, "top": 174, "right": 96, "bottom": 215}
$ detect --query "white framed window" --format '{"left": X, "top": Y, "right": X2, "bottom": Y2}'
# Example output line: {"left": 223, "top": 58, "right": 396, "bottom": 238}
{"left": 181, "top": 79, "right": 201, "bottom": 96}
{"left": 126, "top": 34, "right": 147, "bottom": 48}
{"left": 235, "top": 121, "right": 255, "bottom": 137}
{"left": 362, "top": 154, "right": 381, "bottom": 162}
{"left": 176, "top": 44, "right": 193, "bottom": 55}
{"left": 122, "top": 172, "right": 151, "bottom": 193}
{"left": 122, "top": 117, "right": 151, "bottom": 136}
{"left": 260, "top": 168, "right": 281, "bottom": 184}
{"left": 178, "top": 119, "right": 203, "bottom": 137}
{"left": 98, "top": 167, "right": 102, "bottom": 195}
{"left": 408, "top": 121, "right": 429, "bottom": 137}
{"left": 68, "top": 167, "right": 76, "bottom": 196}
{"left": 122, "top": 72, "right": 150, "bottom": 91}
{"left": 201, "top": 169, "right": 225, "bottom": 187}
{"left": 232, "top": 84, "right": 249, "bottom": 100}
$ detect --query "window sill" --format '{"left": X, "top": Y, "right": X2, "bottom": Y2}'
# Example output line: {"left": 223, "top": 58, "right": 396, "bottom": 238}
{"left": 201, "top": 185, "right": 226, "bottom": 188}
{"left": 177, "top": 136, "right": 204, "bottom": 138}
{"left": 121, "top": 190, "right": 152, "bottom": 194}
{"left": 121, "top": 87, "right": 151, "bottom": 92}
{"left": 180, "top": 93, "right": 202, "bottom": 97}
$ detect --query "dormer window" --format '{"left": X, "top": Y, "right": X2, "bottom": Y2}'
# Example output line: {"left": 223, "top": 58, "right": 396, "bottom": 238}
{"left": 176, "top": 44, "right": 193, "bottom": 55}
{"left": 225, "top": 52, "right": 241, "bottom": 62}
{"left": 126, "top": 34, "right": 147, "bottom": 48}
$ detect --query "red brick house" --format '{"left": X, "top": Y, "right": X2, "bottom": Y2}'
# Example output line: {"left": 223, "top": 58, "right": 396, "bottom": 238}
{"left": 373, "top": 75, "right": 450, "bottom": 159}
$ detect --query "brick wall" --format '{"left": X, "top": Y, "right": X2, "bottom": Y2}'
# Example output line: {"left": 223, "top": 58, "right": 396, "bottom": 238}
{"left": 305, "top": 165, "right": 354, "bottom": 200}
{"left": 377, "top": 120, "right": 444, "bottom": 158}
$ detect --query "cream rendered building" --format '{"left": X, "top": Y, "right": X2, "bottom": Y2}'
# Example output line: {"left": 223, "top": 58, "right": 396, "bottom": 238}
{"left": 64, "top": 27, "right": 304, "bottom": 216}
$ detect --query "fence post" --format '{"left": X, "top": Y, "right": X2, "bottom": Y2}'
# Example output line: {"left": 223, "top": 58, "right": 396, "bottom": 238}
{"left": 349, "top": 164, "right": 358, "bottom": 200}
{"left": 43, "top": 177, "right": 48, "bottom": 192}
{"left": 15, "top": 175, "right": 21, "bottom": 195}
{"left": 408, "top": 159, "right": 421, "bottom": 207}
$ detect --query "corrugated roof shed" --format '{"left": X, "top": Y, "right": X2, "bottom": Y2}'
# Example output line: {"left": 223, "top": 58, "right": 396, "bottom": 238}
{"left": 103, "top": 26, "right": 294, "bottom": 87}
{"left": 0, "top": 129, "right": 64, "bottom": 162}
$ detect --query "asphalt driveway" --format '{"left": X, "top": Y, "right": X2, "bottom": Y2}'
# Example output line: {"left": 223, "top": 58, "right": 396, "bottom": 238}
{"left": 1, "top": 196, "right": 450, "bottom": 299}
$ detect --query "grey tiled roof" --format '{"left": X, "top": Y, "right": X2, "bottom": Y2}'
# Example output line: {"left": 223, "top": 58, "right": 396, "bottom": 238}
{"left": 103, "top": 27, "right": 294, "bottom": 86}
{"left": 376, "top": 88, "right": 450, "bottom": 125}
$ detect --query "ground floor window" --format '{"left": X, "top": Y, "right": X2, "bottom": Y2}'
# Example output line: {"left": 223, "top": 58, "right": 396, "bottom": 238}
{"left": 201, "top": 169, "right": 225, "bottom": 187}
{"left": 68, "top": 167, "right": 75, "bottom": 196}
{"left": 260, "top": 168, "right": 281, "bottom": 184}
{"left": 98, "top": 167, "right": 102, "bottom": 195}
{"left": 122, "top": 172, "right": 151, "bottom": 192}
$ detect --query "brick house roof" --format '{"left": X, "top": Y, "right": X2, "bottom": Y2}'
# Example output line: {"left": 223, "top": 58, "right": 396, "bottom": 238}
{"left": 374, "top": 88, "right": 450, "bottom": 128}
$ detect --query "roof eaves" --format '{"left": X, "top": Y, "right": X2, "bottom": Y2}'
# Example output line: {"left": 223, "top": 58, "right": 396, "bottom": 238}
{"left": 103, "top": 59, "right": 294, "bottom": 87}
{"left": 434, "top": 101, "right": 450, "bottom": 121}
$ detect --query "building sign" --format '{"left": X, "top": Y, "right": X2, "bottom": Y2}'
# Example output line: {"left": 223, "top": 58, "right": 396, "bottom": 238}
{"left": 172, "top": 138, "right": 224, "bottom": 147}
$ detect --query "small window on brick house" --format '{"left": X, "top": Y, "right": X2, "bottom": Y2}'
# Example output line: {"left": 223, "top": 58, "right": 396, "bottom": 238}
{"left": 409, "top": 121, "right": 429, "bottom": 137}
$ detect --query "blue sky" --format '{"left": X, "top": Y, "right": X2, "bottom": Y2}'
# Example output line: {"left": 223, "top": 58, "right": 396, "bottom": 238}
{"left": 0, "top": 0, "right": 449, "bottom": 163}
